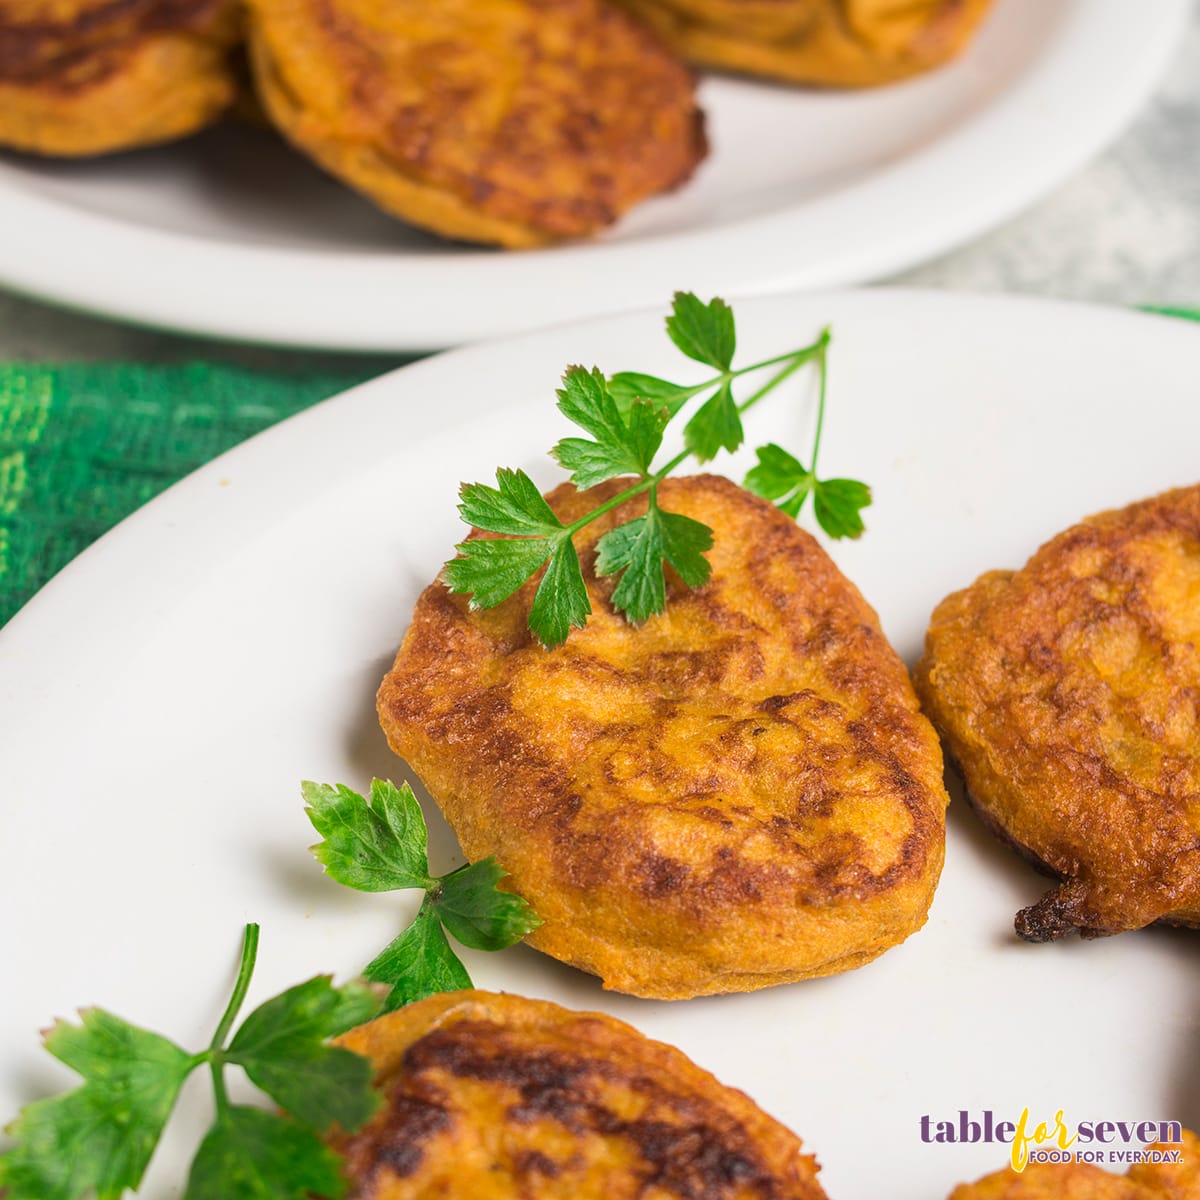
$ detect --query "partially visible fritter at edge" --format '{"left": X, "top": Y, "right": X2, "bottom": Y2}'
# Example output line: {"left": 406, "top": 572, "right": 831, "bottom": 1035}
{"left": 0, "top": 0, "right": 241, "bottom": 155}
{"left": 334, "top": 990, "right": 830, "bottom": 1199}
{"left": 916, "top": 483, "right": 1200, "bottom": 942}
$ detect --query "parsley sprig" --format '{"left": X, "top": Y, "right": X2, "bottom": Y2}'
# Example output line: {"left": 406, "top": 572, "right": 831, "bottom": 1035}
{"left": 304, "top": 779, "right": 540, "bottom": 1012}
{"left": 444, "top": 292, "right": 871, "bottom": 647}
{"left": 0, "top": 924, "right": 381, "bottom": 1200}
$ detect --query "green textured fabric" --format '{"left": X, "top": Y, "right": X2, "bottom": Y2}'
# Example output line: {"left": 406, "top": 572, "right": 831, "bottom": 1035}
{"left": 1141, "top": 305, "right": 1200, "bottom": 321}
{"left": 0, "top": 362, "right": 380, "bottom": 627}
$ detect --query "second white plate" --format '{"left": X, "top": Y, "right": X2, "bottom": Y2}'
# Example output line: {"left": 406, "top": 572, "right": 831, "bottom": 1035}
{"left": 0, "top": 0, "right": 1188, "bottom": 349}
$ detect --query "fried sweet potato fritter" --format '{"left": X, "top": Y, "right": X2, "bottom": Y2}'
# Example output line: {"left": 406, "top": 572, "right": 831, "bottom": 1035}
{"left": 915, "top": 484, "right": 1200, "bottom": 941}
{"left": 378, "top": 475, "right": 948, "bottom": 999}
{"left": 245, "top": 0, "right": 707, "bottom": 247}
{"left": 0, "top": 0, "right": 240, "bottom": 155}
{"left": 334, "top": 990, "right": 829, "bottom": 1200}
{"left": 608, "top": 0, "right": 995, "bottom": 88}
{"left": 947, "top": 1131, "right": 1200, "bottom": 1199}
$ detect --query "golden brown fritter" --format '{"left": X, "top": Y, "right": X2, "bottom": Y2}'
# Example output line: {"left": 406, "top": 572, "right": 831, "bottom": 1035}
{"left": 0, "top": 0, "right": 241, "bottom": 156}
{"left": 333, "top": 990, "right": 829, "bottom": 1200}
{"left": 244, "top": 0, "right": 707, "bottom": 248}
{"left": 915, "top": 484, "right": 1200, "bottom": 942}
{"left": 378, "top": 475, "right": 948, "bottom": 999}
{"left": 947, "top": 1132, "right": 1200, "bottom": 1199}
{"left": 609, "top": 0, "right": 995, "bottom": 88}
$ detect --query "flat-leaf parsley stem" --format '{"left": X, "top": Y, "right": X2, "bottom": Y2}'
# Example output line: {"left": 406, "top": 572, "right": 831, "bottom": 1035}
{"left": 206, "top": 922, "right": 260, "bottom": 1116}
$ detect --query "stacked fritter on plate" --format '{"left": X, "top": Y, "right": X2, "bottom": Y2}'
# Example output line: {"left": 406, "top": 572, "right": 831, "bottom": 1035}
{"left": 0, "top": 0, "right": 996, "bottom": 244}
{"left": 0, "top": 0, "right": 242, "bottom": 155}
{"left": 243, "top": 0, "right": 706, "bottom": 247}
{"left": 610, "top": 0, "right": 995, "bottom": 87}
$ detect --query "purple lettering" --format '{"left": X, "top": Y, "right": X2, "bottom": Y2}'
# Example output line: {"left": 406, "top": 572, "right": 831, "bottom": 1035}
{"left": 1161, "top": 1122, "right": 1183, "bottom": 1145}
{"left": 1136, "top": 1123, "right": 1157, "bottom": 1143}
{"left": 1097, "top": 1123, "right": 1116, "bottom": 1143}
{"left": 1077, "top": 1122, "right": 1094, "bottom": 1143}
{"left": 958, "top": 1111, "right": 982, "bottom": 1143}
{"left": 996, "top": 1122, "right": 1015, "bottom": 1143}
{"left": 935, "top": 1122, "right": 955, "bottom": 1144}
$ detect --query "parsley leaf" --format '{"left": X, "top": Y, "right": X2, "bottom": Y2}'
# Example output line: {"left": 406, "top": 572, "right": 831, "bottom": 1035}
{"left": 595, "top": 511, "right": 663, "bottom": 623}
{"left": 607, "top": 372, "right": 690, "bottom": 416}
{"left": 0, "top": 1011, "right": 194, "bottom": 1200}
{"left": 225, "top": 978, "right": 380, "bottom": 1133}
{"left": 666, "top": 291, "right": 736, "bottom": 370}
{"left": 364, "top": 897, "right": 472, "bottom": 1012}
{"left": 683, "top": 380, "right": 743, "bottom": 462}
{"left": 303, "top": 778, "right": 432, "bottom": 893}
{"left": 457, "top": 468, "right": 563, "bottom": 536}
{"left": 443, "top": 535, "right": 554, "bottom": 610}
{"left": 744, "top": 443, "right": 812, "bottom": 517}
{"left": 552, "top": 367, "right": 668, "bottom": 487}
{"left": 184, "top": 1107, "right": 346, "bottom": 1200}
{"left": 0, "top": 925, "right": 382, "bottom": 1200}
{"left": 595, "top": 499, "right": 713, "bottom": 623}
{"left": 554, "top": 364, "right": 622, "bottom": 439}
{"left": 306, "top": 780, "right": 540, "bottom": 1011}
{"left": 813, "top": 477, "right": 873, "bottom": 539}
{"left": 432, "top": 860, "right": 542, "bottom": 951}
{"left": 528, "top": 538, "right": 590, "bottom": 647}
{"left": 744, "top": 444, "right": 872, "bottom": 539}
{"left": 658, "top": 509, "right": 715, "bottom": 587}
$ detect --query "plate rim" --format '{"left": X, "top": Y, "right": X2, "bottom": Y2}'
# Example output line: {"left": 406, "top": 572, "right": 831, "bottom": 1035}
{"left": 3, "top": 285, "right": 1197, "bottom": 669}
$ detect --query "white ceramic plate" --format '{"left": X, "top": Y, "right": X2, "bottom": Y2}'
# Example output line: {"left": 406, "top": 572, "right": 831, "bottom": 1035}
{"left": 0, "top": 0, "right": 1188, "bottom": 351}
{"left": 2, "top": 290, "right": 1199, "bottom": 1198}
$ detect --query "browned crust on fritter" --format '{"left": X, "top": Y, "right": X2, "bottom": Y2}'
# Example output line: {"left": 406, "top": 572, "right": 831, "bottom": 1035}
{"left": 334, "top": 991, "right": 828, "bottom": 1200}
{"left": 0, "top": 0, "right": 240, "bottom": 155}
{"left": 609, "top": 0, "right": 994, "bottom": 87}
{"left": 378, "top": 475, "right": 948, "bottom": 999}
{"left": 244, "top": 0, "right": 707, "bottom": 247}
{"left": 947, "top": 1130, "right": 1200, "bottom": 1199}
{"left": 915, "top": 484, "right": 1200, "bottom": 941}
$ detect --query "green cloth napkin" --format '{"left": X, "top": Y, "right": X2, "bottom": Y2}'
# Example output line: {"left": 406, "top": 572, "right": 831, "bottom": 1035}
{"left": 1, "top": 308, "right": 1197, "bottom": 629}
{"left": 0, "top": 362, "right": 379, "bottom": 627}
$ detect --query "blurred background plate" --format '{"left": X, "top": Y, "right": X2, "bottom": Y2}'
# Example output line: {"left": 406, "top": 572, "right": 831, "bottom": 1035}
{"left": 2, "top": 289, "right": 1198, "bottom": 1198}
{"left": 0, "top": 0, "right": 1189, "bottom": 351}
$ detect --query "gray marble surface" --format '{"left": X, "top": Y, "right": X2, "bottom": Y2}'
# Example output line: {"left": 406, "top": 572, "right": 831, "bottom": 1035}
{"left": 0, "top": 9, "right": 1196, "bottom": 369}
{"left": 894, "top": 7, "right": 1200, "bottom": 307}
